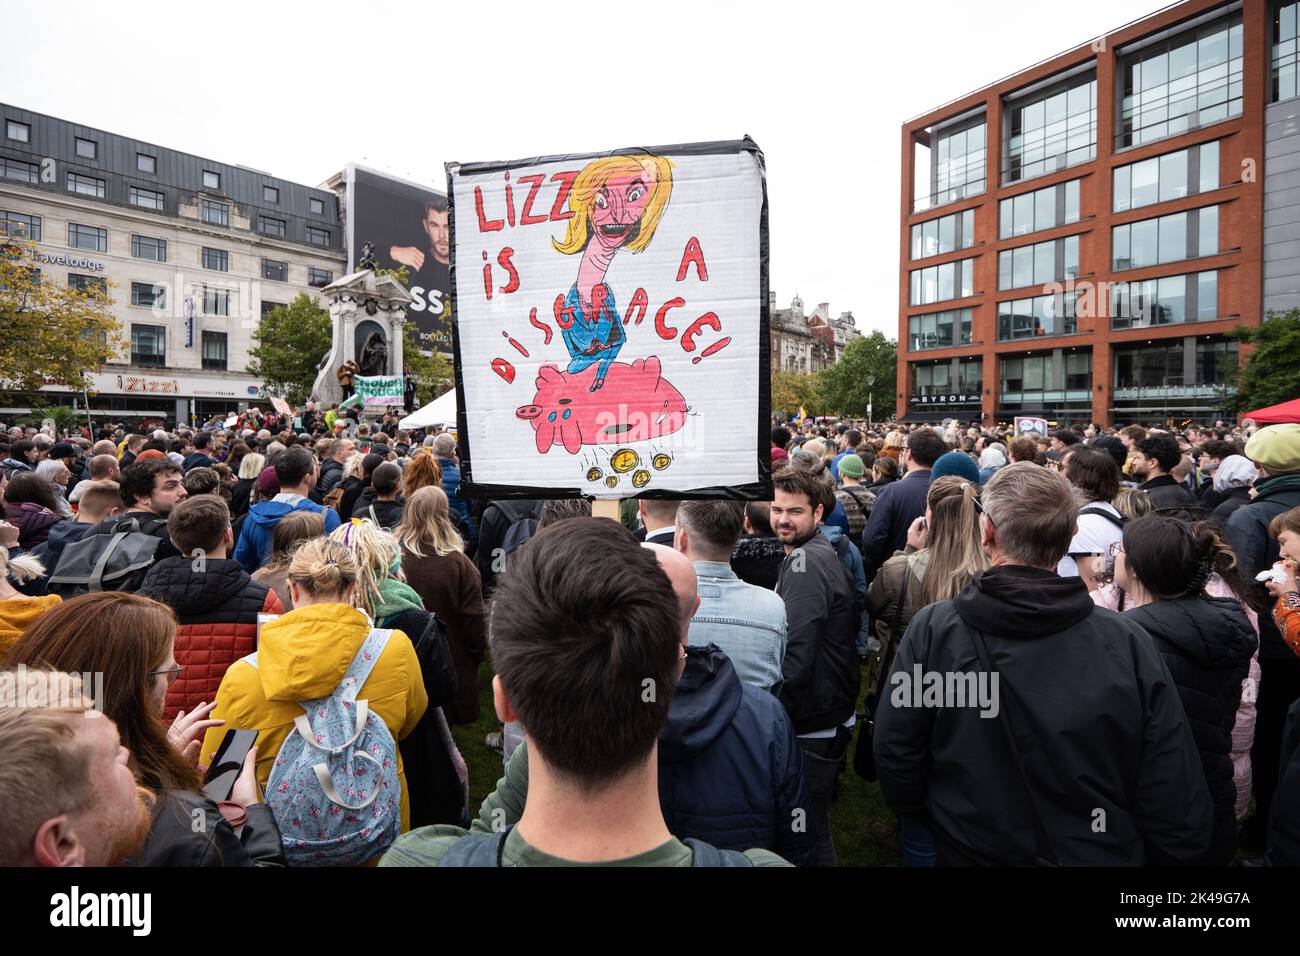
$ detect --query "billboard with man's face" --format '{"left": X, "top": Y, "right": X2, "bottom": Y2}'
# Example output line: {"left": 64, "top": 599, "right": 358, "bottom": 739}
{"left": 346, "top": 164, "right": 452, "bottom": 349}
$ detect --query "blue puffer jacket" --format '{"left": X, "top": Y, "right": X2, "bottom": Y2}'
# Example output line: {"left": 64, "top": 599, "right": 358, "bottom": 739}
{"left": 439, "top": 458, "right": 473, "bottom": 533}
{"left": 658, "top": 645, "right": 815, "bottom": 866}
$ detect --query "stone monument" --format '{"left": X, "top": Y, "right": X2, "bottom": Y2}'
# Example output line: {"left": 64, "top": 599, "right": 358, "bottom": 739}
{"left": 311, "top": 268, "right": 412, "bottom": 410}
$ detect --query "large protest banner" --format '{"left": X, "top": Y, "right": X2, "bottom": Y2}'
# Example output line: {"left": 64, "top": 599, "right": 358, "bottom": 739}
{"left": 345, "top": 164, "right": 452, "bottom": 349}
{"left": 447, "top": 139, "right": 770, "bottom": 500}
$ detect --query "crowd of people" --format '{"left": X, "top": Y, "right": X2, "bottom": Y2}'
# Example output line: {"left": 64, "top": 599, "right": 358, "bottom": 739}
{"left": 1, "top": 408, "right": 1299, "bottom": 868}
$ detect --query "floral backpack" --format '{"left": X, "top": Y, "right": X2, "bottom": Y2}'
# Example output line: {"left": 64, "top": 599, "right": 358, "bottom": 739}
{"left": 242, "top": 628, "right": 401, "bottom": 866}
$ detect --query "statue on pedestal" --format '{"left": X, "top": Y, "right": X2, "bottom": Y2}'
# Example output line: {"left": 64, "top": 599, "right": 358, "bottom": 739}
{"left": 358, "top": 240, "right": 379, "bottom": 273}
{"left": 359, "top": 331, "right": 389, "bottom": 377}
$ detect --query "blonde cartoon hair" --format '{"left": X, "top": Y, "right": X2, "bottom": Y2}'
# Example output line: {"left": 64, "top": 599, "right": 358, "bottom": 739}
{"left": 552, "top": 154, "right": 674, "bottom": 256}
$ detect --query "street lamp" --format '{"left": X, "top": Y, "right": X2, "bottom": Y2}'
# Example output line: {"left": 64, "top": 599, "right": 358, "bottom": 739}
{"left": 867, "top": 374, "right": 876, "bottom": 427}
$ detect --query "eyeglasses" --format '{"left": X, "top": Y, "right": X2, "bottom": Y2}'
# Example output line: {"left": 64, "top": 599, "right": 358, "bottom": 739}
{"left": 1108, "top": 541, "right": 1125, "bottom": 558}
{"left": 147, "top": 665, "right": 183, "bottom": 685}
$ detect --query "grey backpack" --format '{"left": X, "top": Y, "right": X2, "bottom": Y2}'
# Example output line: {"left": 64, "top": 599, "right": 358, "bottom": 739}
{"left": 48, "top": 516, "right": 165, "bottom": 597}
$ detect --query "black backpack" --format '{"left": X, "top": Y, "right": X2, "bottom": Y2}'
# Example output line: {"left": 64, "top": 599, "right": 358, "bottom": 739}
{"left": 435, "top": 827, "right": 754, "bottom": 867}
{"left": 48, "top": 515, "right": 167, "bottom": 597}
{"left": 496, "top": 500, "right": 544, "bottom": 557}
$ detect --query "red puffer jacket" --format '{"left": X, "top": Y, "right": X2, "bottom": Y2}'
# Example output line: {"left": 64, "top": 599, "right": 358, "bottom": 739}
{"left": 138, "top": 555, "right": 283, "bottom": 716}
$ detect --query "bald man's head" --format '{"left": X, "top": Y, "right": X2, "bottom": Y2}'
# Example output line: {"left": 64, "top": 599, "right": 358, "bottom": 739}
{"left": 642, "top": 541, "right": 700, "bottom": 640}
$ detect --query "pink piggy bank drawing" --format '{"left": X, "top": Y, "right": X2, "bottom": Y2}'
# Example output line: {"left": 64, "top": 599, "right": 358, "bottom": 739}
{"left": 516, "top": 357, "right": 689, "bottom": 454}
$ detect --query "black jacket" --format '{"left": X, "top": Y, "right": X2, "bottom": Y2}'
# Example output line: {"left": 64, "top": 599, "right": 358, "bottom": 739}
{"left": 230, "top": 478, "right": 254, "bottom": 518}
{"left": 379, "top": 605, "right": 464, "bottom": 828}
{"left": 775, "top": 532, "right": 860, "bottom": 734}
{"left": 130, "top": 790, "right": 285, "bottom": 867}
{"left": 861, "top": 469, "right": 931, "bottom": 583}
{"left": 474, "top": 499, "right": 543, "bottom": 594}
{"left": 1267, "top": 697, "right": 1300, "bottom": 865}
{"left": 182, "top": 452, "right": 214, "bottom": 473}
{"left": 317, "top": 458, "right": 345, "bottom": 494}
{"left": 873, "top": 565, "right": 1213, "bottom": 866}
{"left": 353, "top": 491, "right": 403, "bottom": 529}
{"left": 1211, "top": 485, "right": 1252, "bottom": 527}
{"left": 1126, "top": 597, "right": 1256, "bottom": 865}
{"left": 731, "top": 533, "right": 785, "bottom": 591}
{"left": 659, "top": 645, "right": 815, "bottom": 866}
{"left": 1226, "top": 473, "right": 1300, "bottom": 659}
{"left": 1139, "top": 475, "right": 1201, "bottom": 511}
{"left": 339, "top": 474, "right": 369, "bottom": 521}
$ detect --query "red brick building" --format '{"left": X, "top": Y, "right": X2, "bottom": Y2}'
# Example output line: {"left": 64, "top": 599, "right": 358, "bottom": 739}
{"left": 896, "top": 0, "right": 1296, "bottom": 427}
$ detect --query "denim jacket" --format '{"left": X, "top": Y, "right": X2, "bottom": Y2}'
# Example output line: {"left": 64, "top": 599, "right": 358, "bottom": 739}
{"left": 688, "top": 560, "right": 788, "bottom": 694}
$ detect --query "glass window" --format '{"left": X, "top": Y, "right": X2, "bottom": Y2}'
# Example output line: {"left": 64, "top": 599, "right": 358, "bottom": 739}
{"left": 261, "top": 301, "right": 286, "bottom": 320}
{"left": 131, "top": 325, "right": 166, "bottom": 366}
{"left": 922, "top": 219, "right": 938, "bottom": 256}
{"left": 259, "top": 216, "right": 286, "bottom": 238}
{"left": 202, "top": 331, "right": 228, "bottom": 371}
{"left": 68, "top": 274, "right": 107, "bottom": 295}
{"left": 202, "top": 248, "right": 228, "bottom": 272}
{"left": 1113, "top": 223, "right": 1132, "bottom": 269}
{"left": 1, "top": 158, "right": 39, "bottom": 183}
{"left": 930, "top": 119, "right": 986, "bottom": 207}
{"left": 908, "top": 308, "right": 973, "bottom": 350}
{"left": 203, "top": 287, "right": 230, "bottom": 316}
{"left": 1197, "top": 271, "right": 1218, "bottom": 321}
{"left": 131, "top": 235, "right": 166, "bottom": 261}
{"left": 1199, "top": 205, "right": 1219, "bottom": 257}
{"left": 962, "top": 209, "right": 974, "bottom": 248}
{"left": 131, "top": 282, "right": 165, "bottom": 309}
{"left": 1114, "top": 165, "right": 1132, "bottom": 212}
{"left": 1, "top": 212, "right": 41, "bottom": 242}
{"left": 6, "top": 120, "right": 30, "bottom": 143}
{"left": 308, "top": 267, "right": 332, "bottom": 287}
{"left": 203, "top": 170, "right": 220, "bottom": 190}
{"left": 129, "top": 186, "right": 164, "bottom": 211}
{"left": 938, "top": 215, "right": 955, "bottom": 254}
{"left": 306, "top": 226, "right": 330, "bottom": 247}
{"left": 1130, "top": 218, "right": 1158, "bottom": 268}
{"left": 1276, "top": 1, "right": 1300, "bottom": 102}
{"left": 1065, "top": 180, "right": 1080, "bottom": 223}
{"left": 66, "top": 172, "right": 105, "bottom": 198}
{"left": 1033, "top": 241, "right": 1055, "bottom": 286}
{"left": 1157, "top": 274, "right": 1186, "bottom": 324}
{"left": 202, "top": 200, "right": 228, "bottom": 227}
{"left": 938, "top": 261, "right": 955, "bottom": 301}
{"left": 1064, "top": 234, "right": 1079, "bottom": 278}
{"left": 1013, "top": 192, "right": 1033, "bottom": 237}
{"left": 1006, "top": 74, "right": 1096, "bottom": 183}
{"left": 1159, "top": 211, "right": 1188, "bottom": 262}
{"left": 310, "top": 197, "right": 325, "bottom": 216}
{"left": 68, "top": 223, "right": 107, "bottom": 253}
{"left": 1131, "top": 158, "right": 1159, "bottom": 208}
{"left": 998, "top": 251, "right": 1012, "bottom": 290}
{"left": 1159, "top": 150, "right": 1189, "bottom": 202}
{"left": 262, "top": 258, "right": 287, "bottom": 281}
{"left": 1200, "top": 141, "right": 1220, "bottom": 192}
{"left": 1119, "top": 11, "right": 1243, "bottom": 147}
{"left": 75, "top": 137, "right": 97, "bottom": 160}
{"left": 263, "top": 185, "right": 279, "bottom": 204}
{"left": 137, "top": 153, "right": 156, "bottom": 174}
{"left": 1034, "top": 188, "right": 1054, "bottom": 231}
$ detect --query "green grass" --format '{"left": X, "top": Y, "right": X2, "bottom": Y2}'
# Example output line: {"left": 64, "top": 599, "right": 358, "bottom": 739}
{"left": 449, "top": 658, "right": 901, "bottom": 866}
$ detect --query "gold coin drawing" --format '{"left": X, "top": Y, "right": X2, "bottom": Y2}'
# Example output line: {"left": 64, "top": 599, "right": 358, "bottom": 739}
{"left": 631, "top": 469, "right": 650, "bottom": 488}
{"left": 610, "top": 449, "right": 640, "bottom": 473}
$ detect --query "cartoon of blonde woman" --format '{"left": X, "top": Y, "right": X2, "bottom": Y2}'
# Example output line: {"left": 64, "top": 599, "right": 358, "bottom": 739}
{"left": 553, "top": 153, "right": 674, "bottom": 392}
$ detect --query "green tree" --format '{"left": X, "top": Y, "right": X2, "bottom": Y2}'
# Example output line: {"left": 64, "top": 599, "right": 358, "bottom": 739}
{"left": 1226, "top": 311, "right": 1300, "bottom": 413}
{"left": 817, "top": 332, "right": 897, "bottom": 420}
{"left": 246, "top": 292, "right": 332, "bottom": 406}
{"left": 772, "top": 371, "right": 823, "bottom": 421}
{"left": 0, "top": 238, "right": 122, "bottom": 399}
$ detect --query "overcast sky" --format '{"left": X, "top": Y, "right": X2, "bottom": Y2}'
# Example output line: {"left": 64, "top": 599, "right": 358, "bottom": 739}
{"left": 4, "top": 0, "right": 1152, "bottom": 337}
